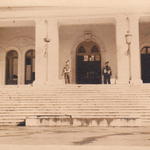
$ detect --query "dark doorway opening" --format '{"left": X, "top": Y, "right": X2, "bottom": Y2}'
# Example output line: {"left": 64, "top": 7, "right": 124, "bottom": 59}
{"left": 141, "top": 46, "right": 150, "bottom": 83}
{"left": 76, "top": 41, "right": 101, "bottom": 84}
{"left": 25, "top": 50, "right": 35, "bottom": 84}
{"left": 5, "top": 50, "right": 18, "bottom": 85}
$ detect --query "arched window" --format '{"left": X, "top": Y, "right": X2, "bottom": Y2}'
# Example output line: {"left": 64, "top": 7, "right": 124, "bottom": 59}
{"left": 5, "top": 50, "right": 18, "bottom": 85}
{"left": 25, "top": 49, "right": 35, "bottom": 84}
{"left": 77, "top": 46, "right": 86, "bottom": 53}
{"left": 91, "top": 45, "right": 99, "bottom": 53}
{"left": 141, "top": 46, "right": 150, "bottom": 54}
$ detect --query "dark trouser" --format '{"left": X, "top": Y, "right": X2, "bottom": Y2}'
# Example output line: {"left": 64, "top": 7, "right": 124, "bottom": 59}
{"left": 64, "top": 73, "right": 70, "bottom": 84}
{"left": 104, "top": 75, "right": 111, "bottom": 84}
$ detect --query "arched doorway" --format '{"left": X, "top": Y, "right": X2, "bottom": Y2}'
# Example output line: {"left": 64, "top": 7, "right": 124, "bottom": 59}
{"left": 25, "top": 50, "right": 35, "bottom": 84}
{"left": 141, "top": 46, "right": 150, "bottom": 83}
{"left": 5, "top": 50, "right": 18, "bottom": 85}
{"left": 76, "top": 41, "right": 101, "bottom": 84}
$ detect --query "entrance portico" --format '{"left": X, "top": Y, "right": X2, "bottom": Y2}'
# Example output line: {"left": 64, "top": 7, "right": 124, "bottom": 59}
{"left": 0, "top": 15, "right": 147, "bottom": 85}
{"left": 59, "top": 18, "right": 117, "bottom": 84}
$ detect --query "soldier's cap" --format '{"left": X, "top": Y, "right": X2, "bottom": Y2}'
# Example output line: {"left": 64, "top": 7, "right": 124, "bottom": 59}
{"left": 105, "top": 61, "right": 109, "bottom": 64}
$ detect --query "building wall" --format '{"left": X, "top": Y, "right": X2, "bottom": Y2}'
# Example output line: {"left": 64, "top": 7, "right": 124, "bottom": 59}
{"left": 140, "top": 23, "right": 150, "bottom": 49}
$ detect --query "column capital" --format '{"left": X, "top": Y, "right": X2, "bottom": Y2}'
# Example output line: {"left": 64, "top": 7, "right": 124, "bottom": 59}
{"left": 34, "top": 18, "right": 58, "bottom": 23}
{"left": 115, "top": 15, "right": 140, "bottom": 28}
{"left": 130, "top": 79, "right": 143, "bottom": 85}
{"left": 127, "top": 15, "right": 140, "bottom": 21}
{"left": 34, "top": 18, "right": 45, "bottom": 24}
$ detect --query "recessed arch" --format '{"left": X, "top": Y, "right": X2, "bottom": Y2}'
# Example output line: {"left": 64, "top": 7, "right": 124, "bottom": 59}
{"left": 76, "top": 41, "right": 101, "bottom": 84}
{"left": 5, "top": 50, "right": 18, "bottom": 85}
{"left": 77, "top": 45, "right": 86, "bottom": 54}
{"left": 25, "top": 49, "right": 35, "bottom": 84}
{"left": 70, "top": 33, "right": 105, "bottom": 83}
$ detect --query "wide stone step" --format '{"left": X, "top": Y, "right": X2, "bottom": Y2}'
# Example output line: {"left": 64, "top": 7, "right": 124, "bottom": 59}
{"left": 0, "top": 107, "right": 149, "bottom": 110}
{"left": 0, "top": 105, "right": 146, "bottom": 108}
{"left": 1, "top": 92, "right": 145, "bottom": 94}
{"left": 26, "top": 115, "right": 140, "bottom": 127}
{"left": 1, "top": 97, "right": 150, "bottom": 100}
{"left": 1, "top": 94, "right": 150, "bottom": 97}
{"left": 0, "top": 102, "right": 149, "bottom": 105}
{"left": 0, "top": 111, "right": 149, "bottom": 115}
{"left": 1, "top": 97, "right": 150, "bottom": 99}
{"left": 29, "top": 92, "right": 150, "bottom": 94}
{"left": 20, "top": 99, "right": 149, "bottom": 102}
{"left": 0, "top": 122, "right": 22, "bottom": 126}
{"left": 0, "top": 98, "right": 150, "bottom": 101}
{"left": 0, "top": 119, "right": 24, "bottom": 122}
{"left": 0, "top": 99, "right": 149, "bottom": 102}
{"left": 0, "top": 114, "right": 139, "bottom": 117}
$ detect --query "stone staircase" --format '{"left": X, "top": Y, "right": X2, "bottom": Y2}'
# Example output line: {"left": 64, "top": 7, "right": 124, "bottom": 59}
{"left": 0, "top": 84, "right": 150, "bottom": 126}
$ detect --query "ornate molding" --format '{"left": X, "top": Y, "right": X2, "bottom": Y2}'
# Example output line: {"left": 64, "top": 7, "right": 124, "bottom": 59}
{"left": 7, "top": 36, "right": 35, "bottom": 48}
{"left": 71, "top": 32, "right": 105, "bottom": 55}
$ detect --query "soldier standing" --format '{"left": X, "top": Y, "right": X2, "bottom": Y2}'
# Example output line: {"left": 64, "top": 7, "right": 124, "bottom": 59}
{"left": 62, "top": 60, "right": 71, "bottom": 84}
{"left": 103, "top": 61, "right": 112, "bottom": 84}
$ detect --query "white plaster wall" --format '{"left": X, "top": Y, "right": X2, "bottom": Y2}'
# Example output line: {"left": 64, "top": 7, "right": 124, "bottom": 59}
{"left": 139, "top": 22, "right": 150, "bottom": 49}
{"left": 0, "top": 27, "right": 35, "bottom": 85}
{"left": 59, "top": 24, "right": 117, "bottom": 83}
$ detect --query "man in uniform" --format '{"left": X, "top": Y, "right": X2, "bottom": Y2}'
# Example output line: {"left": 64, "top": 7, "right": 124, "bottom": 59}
{"left": 62, "top": 60, "right": 71, "bottom": 84}
{"left": 103, "top": 61, "right": 112, "bottom": 84}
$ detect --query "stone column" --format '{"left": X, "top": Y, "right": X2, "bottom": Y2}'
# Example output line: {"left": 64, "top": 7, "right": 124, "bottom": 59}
{"left": 47, "top": 19, "right": 60, "bottom": 84}
{"left": 21, "top": 51, "right": 25, "bottom": 84}
{"left": 129, "top": 15, "right": 142, "bottom": 84}
{"left": 0, "top": 50, "right": 5, "bottom": 85}
{"left": 116, "top": 16, "right": 130, "bottom": 84}
{"left": 34, "top": 19, "right": 47, "bottom": 85}
{"left": 18, "top": 52, "right": 22, "bottom": 85}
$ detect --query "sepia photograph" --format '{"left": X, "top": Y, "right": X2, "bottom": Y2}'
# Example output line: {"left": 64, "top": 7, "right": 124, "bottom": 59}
{"left": 0, "top": 0, "right": 150, "bottom": 150}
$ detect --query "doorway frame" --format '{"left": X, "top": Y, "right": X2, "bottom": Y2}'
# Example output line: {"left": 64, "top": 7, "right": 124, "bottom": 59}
{"left": 76, "top": 41, "right": 102, "bottom": 84}
{"left": 70, "top": 35, "right": 105, "bottom": 84}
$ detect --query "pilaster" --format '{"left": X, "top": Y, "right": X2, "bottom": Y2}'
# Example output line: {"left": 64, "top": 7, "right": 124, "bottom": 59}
{"left": 115, "top": 16, "right": 130, "bottom": 84}
{"left": 47, "top": 19, "right": 60, "bottom": 84}
{"left": 33, "top": 19, "right": 47, "bottom": 85}
{"left": 0, "top": 50, "right": 5, "bottom": 85}
{"left": 18, "top": 51, "right": 22, "bottom": 85}
{"left": 129, "top": 15, "right": 142, "bottom": 84}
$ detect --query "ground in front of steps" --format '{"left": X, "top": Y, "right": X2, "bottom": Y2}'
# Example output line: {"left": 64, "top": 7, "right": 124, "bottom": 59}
{"left": 0, "top": 126, "right": 150, "bottom": 150}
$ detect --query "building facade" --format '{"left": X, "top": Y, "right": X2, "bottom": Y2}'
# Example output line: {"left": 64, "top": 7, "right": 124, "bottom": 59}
{"left": 0, "top": 0, "right": 150, "bottom": 86}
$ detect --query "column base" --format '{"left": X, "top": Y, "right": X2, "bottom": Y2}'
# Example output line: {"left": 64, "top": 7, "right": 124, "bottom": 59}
{"left": 33, "top": 79, "right": 65, "bottom": 87}
{"left": 45, "top": 79, "right": 64, "bottom": 85}
{"left": 115, "top": 79, "right": 130, "bottom": 84}
{"left": 32, "top": 80, "right": 47, "bottom": 87}
{"left": 129, "top": 79, "right": 143, "bottom": 85}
